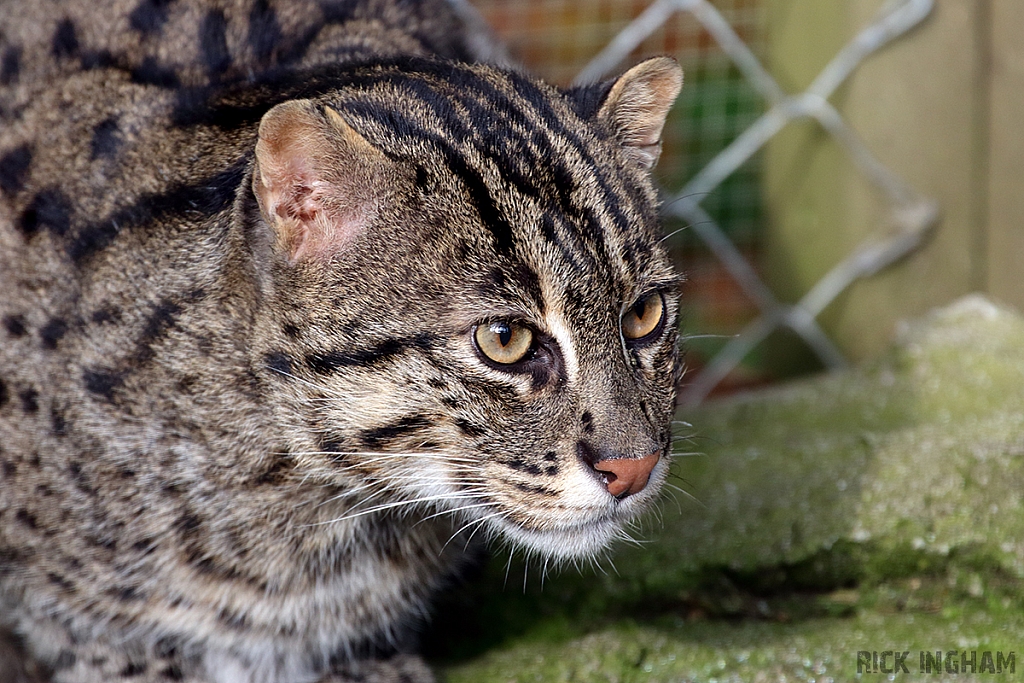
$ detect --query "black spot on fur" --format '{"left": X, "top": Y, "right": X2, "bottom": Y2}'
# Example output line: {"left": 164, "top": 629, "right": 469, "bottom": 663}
{"left": 506, "top": 457, "right": 542, "bottom": 476}
{"left": 15, "top": 509, "right": 37, "bottom": 529}
{"left": 39, "top": 318, "right": 68, "bottom": 349}
{"left": 263, "top": 351, "right": 293, "bottom": 376}
{"left": 306, "top": 334, "right": 433, "bottom": 374}
{"left": 247, "top": 0, "right": 282, "bottom": 65}
{"left": 19, "top": 188, "right": 73, "bottom": 237}
{"left": 318, "top": 436, "right": 346, "bottom": 456}
{"left": 51, "top": 19, "right": 80, "bottom": 59}
{"left": 282, "top": 323, "right": 301, "bottom": 339}
{"left": 19, "top": 388, "right": 38, "bottom": 414}
{"left": 199, "top": 9, "right": 231, "bottom": 79}
{"left": 47, "top": 572, "right": 75, "bottom": 592}
{"left": 112, "top": 585, "right": 141, "bottom": 601}
{"left": 90, "top": 117, "right": 122, "bottom": 160}
{"left": 78, "top": 49, "right": 117, "bottom": 70}
{"left": 131, "top": 299, "right": 182, "bottom": 366}
{"left": 1, "top": 459, "right": 13, "bottom": 477}
{"left": 129, "top": 0, "right": 174, "bottom": 35}
{"left": 358, "top": 415, "right": 432, "bottom": 449}
{"left": 176, "top": 511, "right": 202, "bottom": 540}
{"left": 0, "top": 144, "right": 32, "bottom": 196}
{"left": 130, "top": 56, "right": 180, "bottom": 87}
{"left": 544, "top": 451, "right": 558, "bottom": 462}
{"left": 121, "top": 661, "right": 148, "bottom": 677}
{"left": 161, "top": 664, "right": 185, "bottom": 680}
{"left": 514, "top": 482, "right": 556, "bottom": 496}
{"left": 54, "top": 650, "right": 76, "bottom": 670}
{"left": 69, "top": 161, "right": 245, "bottom": 264}
{"left": 3, "top": 315, "right": 27, "bottom": 337}
{"left": 91, "top": 305, "right": 122, "bottom": 325}
{"left": 581, "top": 411, "right": 595, "bottom": 434}
{"left": 51, "top": 406, "right": 68, "bottom": 436}
{"left": 216, "top": 605, "right": 250, "bottom": 629}
{"left": 0, "top": 46, "right": 21, "bottom": 86}
{"left": 320, "top": 1, "right": 358, "bottom": 23}
{"left": 154, "top": 637, "right": 179, "bottom": 660}
{"left": 254, "top": 455, "right": 292, "bottom": 485}
{"left": 454, "top": 418, "right": 484, "bottom": 438}
{"left": 0, "top": 379, "right": 7, "bottom": 409}
{"left": 82, "top": 368, "right": 124, "bottom": 402}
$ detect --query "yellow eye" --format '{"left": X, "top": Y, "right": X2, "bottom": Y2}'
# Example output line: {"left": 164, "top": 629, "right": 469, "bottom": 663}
{"left": 621, "top": 292, "right": 664, "bottom": 341}
{"left": 474, "top": 321, "right": 534, "bottom": 365}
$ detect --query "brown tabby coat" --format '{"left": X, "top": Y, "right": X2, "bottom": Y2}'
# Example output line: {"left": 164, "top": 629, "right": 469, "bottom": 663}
{"left": 0, "top": 1, "right": 683, "bottom": 681}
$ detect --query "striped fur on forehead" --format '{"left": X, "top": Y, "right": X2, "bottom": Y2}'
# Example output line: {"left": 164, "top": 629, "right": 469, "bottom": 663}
{"left": 306, "top": 60, "right": 673, "bottom": 305}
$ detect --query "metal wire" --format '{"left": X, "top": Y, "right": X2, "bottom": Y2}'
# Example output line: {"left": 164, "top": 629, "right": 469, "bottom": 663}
{"left": 575, "top": 0, "right": 939, "bottom": 406}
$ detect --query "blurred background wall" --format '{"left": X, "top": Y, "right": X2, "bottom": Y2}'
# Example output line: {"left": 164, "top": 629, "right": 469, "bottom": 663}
{"left": 469, "top": 0, "right": 1024, "bottom": 397}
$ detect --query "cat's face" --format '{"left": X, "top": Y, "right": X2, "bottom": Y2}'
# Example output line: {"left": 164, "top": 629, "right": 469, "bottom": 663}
{"left": 255, "top": 58, "right": 682, "bottom": 560}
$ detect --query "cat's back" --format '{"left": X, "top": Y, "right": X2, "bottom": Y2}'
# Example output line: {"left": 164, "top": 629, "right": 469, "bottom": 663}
{"left": 0, "top": 0, "right": 503, "bottom": 118}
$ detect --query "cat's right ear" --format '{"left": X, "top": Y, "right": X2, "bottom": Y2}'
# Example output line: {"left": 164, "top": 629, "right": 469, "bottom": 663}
{"left": 567, "top": 57, "right": 683, "bottom": 170}
{"left": 253, "top": 99, "right": 395, "bottom": 263}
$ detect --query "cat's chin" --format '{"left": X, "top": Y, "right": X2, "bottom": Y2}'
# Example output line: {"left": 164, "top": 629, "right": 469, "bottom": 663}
{"left": 488, "top": 512, "right": 633, "bottom": 561}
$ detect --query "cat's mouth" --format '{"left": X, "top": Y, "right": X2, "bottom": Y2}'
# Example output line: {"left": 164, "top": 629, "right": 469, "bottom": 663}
{"left": 478, "top": 458, "right": 669, "bottom": 560}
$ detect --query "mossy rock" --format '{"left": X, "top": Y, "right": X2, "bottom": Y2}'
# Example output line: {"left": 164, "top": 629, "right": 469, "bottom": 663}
{"left": 431, "top": 296, "right": 1024, "bottom": 682}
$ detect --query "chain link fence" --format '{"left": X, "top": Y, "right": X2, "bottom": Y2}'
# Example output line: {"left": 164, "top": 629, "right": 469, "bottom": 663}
{"left": 468, "top": 0, "right": 939, "bottom": 405}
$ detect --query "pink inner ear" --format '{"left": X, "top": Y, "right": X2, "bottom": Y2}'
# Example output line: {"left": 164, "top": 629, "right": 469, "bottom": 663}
{"left": 254, "top": 100, "right": 385, "bottom": 263}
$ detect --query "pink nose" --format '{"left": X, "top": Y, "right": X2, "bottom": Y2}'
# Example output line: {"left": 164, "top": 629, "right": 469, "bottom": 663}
{"left": 593, "top": 451, "right": 661, "bottom": 498}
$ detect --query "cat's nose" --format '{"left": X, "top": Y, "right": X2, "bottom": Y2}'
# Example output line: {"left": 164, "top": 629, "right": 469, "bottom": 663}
{"left": 591, "top": 450, "right": 661, "bottom": 498}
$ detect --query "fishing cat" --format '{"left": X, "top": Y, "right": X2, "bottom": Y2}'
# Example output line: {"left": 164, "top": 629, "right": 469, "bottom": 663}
{"left": 0, "top": 1, "right": 683, "bottom": 681}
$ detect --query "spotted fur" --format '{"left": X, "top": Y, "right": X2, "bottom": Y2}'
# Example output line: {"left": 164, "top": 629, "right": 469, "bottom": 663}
{"left": 0, "top": 2, "right": 683, "bottom": 682}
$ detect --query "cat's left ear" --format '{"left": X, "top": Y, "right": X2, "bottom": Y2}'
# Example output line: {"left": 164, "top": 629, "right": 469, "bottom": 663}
{"left": 569, "top": 57, "right": 683, "bottom": 170}
{"left": 253, "top": 99, "right": 397, "bottom": 263}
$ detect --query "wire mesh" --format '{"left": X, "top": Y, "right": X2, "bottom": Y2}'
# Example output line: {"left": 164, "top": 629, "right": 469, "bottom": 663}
{"left": 470, "top": 0, "right": 939, "bottom": 405}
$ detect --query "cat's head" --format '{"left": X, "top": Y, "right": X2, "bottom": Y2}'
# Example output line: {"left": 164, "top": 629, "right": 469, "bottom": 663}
{"left": 251, "top": 57, "right": 683, "bottom": 561}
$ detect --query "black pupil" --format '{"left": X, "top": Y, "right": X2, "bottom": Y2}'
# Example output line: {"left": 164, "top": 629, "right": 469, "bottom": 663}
{"left": 496, "top": 323, "right": 512, "bottom": 347}
{"left": 633, "top": 298, "right": 647, "bottom": 320}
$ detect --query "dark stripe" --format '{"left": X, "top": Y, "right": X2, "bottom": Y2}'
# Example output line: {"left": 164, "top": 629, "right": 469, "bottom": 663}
{"left": 509, "top": 75, "right": 635, "bottom": 243}
{"left": 263, "top": 351, "right": 294, "bottom": 376}
{"left": 0, "top": 46, "right": 21, "bottom": 86}
{"left": 305, "top": 334, "right": 432, "bottom": 374}
{"left": 129, "top": 0, "right": 173, "bottom": 35}
{"left": 51, "top": 19, "right": 79, "bottom": 59}
{"left": 90, "top": 117, "right": 121, "bottom": 160}
{"left": 453, "top": 418, "right": 484, "bottom": 438}
{"left": 69, "top": 160, "right": 246, "bottom": 264}
{"left": 358, "top": 414, "right": 432, "bottom": 449}
{"left": 247, "top": 0, "right": 282, "bottom": 65}
{"left": 39, "top": 318, "right": 68, "bottom": 349}
{"left": 3, "top": 315, "right": 27, "bottom": 337}
{"left": 83, "top": 368, "right": 124, "bottom": 402}
{"left": 130, "top": 299, "right": 183, "bottom": 367}
{"left": 511, "top": 262, "right": 545, "bottom": 315}
{"left": 19, "top": 188, "right": 72, "bottom": 238}
{"left": 199, "top": 9, "right": 231, "bottom": 79}
{"left": 513, "top": 482, "right": 557, "bottom": 497}
{"left": 130, "top": 56, "right": 180, "bottom": 88}
{"left": 0, "top": 144, "right": 32, "bottom": 195}
{"left": 506, "top": 457, "right": 543, "bottom": 475}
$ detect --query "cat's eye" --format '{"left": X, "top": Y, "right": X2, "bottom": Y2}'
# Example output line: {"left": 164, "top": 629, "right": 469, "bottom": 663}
{"left": 474, "top": 321, "right": 534, "bottom": 365}
{"left": 621, "top": 292, "right": 665, "bottom": 342}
